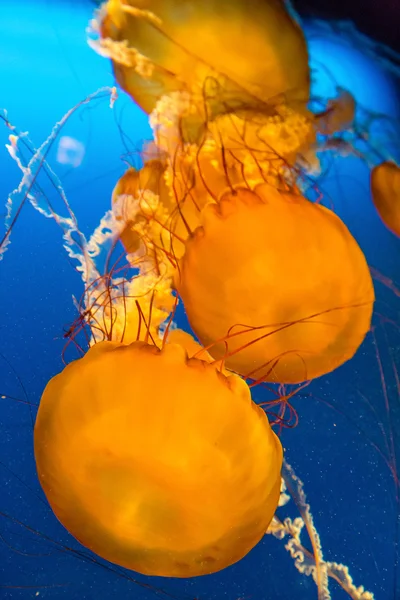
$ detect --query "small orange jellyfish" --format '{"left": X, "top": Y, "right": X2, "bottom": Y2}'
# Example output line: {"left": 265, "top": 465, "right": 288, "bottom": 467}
{"left": 175, "top": 183, "right": 375, "bottom": 384}
{"left": 34, "top": 340, "right": 282, "bottom": 577}
{"left": 371, "top": 161, "right": 400, "bottom": 237}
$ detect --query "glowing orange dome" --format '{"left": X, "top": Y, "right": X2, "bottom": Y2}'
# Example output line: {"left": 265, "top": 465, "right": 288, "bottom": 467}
{"left": 175, "top": 184, "right": 374, "bottom": 383}
{"left": 371, "top": 161, "right": 400, "bottom": 238}
{"left": 34, "top": 340, "right": 282, "bottom": 577}
{"left": 100, "top": 0, "right": 310, "bottom": 129}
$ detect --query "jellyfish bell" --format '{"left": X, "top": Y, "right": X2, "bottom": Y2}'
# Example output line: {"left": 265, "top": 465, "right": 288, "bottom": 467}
{"left": 371, "top": 161, "right": 400, "bottom": 238}
{"left": 34, "top": 339, "right": 282, "bottom": 577}
{"left": 95, "top": 0, "right": 311, "bottom": 140}
{"left": 314, "top": 88, "right": 356, "bottom": 136}
{"left": 174, "top": 183, "right": 375, "bottom": 384}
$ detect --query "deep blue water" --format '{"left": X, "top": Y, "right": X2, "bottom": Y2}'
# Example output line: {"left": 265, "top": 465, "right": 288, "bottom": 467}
{"left": 0, "top": 1, "right": 399, "bottom": 599}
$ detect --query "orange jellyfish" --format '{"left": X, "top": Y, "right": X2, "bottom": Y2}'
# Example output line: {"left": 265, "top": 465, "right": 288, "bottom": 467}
{"left": 371, "top": 161, "right": 400, "bottom": 237}
{"left": 34, "top": 339, "right": 282, "bottom": 577}
{"left": 174, "top": 183, "right": 375, "bottom": 384}
{"left": 96, "top": 0, "right": 310, "bottom": 141}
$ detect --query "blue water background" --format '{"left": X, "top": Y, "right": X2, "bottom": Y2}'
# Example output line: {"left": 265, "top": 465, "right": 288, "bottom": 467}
{"left": 0, "top": 1, "right": 399, "bottom": 599}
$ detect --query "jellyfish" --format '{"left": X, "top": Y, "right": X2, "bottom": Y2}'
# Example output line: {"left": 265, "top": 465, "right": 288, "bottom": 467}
{"left": 94, "top": 0, "right": 310, "bottom": 137}
{"left": 34, "top": 338, "right": 283, "bottom": 577}
{"left": 370, "top": 161, "right": 400, "bottom": 237}
{"left": 174, "top": 183, "right": 375, "bottom": 384}
{"left": 2, "top": 1, "right": 400, "bottom": 596}
{"left": 314, "top": 88, "right": 356, "bottom": 136}
{"left": 107, "top": 109, "right": 374, "bottom": 385}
